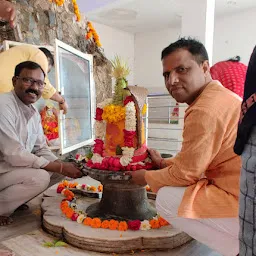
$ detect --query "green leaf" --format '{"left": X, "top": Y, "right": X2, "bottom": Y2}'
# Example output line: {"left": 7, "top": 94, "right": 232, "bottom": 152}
{"left": 54, "top": 241, "right": 68, "bottom": 247}
{"left": 116, "top": 145, "right": 123, "bottom": 155}
{"left": 86, "top": 151, "right": 93, "bottom": 160}
{"left": 42, "top": 242, "right": 54, "bottom": 247}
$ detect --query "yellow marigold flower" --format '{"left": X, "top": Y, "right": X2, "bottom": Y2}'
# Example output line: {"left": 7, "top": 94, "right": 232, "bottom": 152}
{"left": 102, "top": 105, "right": 125, "bottom": 123}
{"left": 142, "top": 104, "right": 147, "bottom": 115}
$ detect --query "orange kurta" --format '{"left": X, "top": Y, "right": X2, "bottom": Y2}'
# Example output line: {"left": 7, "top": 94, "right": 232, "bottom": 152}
{"left": 145, "top": 81, "right": 242, "bottom": 218}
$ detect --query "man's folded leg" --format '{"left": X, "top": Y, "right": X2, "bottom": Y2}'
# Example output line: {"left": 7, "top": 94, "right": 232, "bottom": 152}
{"left": 156, "top": 186, "right": 239, "bottom": 256}
{"left": 0, "top": 168, "right": 50, "bottom": 218}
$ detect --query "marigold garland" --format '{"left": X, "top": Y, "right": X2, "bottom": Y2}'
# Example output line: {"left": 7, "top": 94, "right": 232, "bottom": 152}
{"left": 86, "top": 21, "right": 102, "bottom": 47}
{"left": 50, "top": 0, "right": 81, "bottom": 22}
{"left": 57, "top": 180, "right": 103, "bottom": 194}
{"left": 57, "top": 181, "right": 170, "bottom": 232}
{"left": 101, "top": 220, "right": 110, "bottom": 229}
{"left": 91, "top": 218, "right": 102, "bottom": 228}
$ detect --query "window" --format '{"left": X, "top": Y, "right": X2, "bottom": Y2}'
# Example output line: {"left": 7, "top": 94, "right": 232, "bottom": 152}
{"left": 3, "top": 39, "right": 96, "bottom": 155}
{"left": 55, "top": 39, "right": 95, "bottom": 154}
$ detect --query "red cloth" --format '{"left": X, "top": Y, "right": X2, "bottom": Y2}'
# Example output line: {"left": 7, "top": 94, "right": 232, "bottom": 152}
{"left": 210, "top": 61, "right": 247, "bottom": 98}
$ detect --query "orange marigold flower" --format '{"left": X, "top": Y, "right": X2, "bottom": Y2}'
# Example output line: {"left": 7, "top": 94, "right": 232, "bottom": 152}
{"left": 87, "top": 22, "right": 93, "bottom": 30}
{"left": 149, "top": 219, "right": 160, "bottom": 229}
{"left": 109, "top": 220, "right": 119, "bottom": 230}
{"left": 65, "top": 209, "right": 74, "bottom": 219}
{"left": 90, "top": 186, "right": 97, "bottom": 192}
{"left": 83, "top": 217, "right": 93, "bottom": 226}
{"left": 86, "top": 32, "right": 93, "bottom": 40}
{"left": 118, "top": 221, "right": 128, "bottom": 231}
{"left": 101, "top": 220, "right": 110, "bottom": 229}
{"left": 158, "top": 217, "right": 169, "bottom": 227}
{"left": 91, "top": 218, "right": 102, "bottom": 228}
{"left": 98, "top": 185, "right": 103, "bottom": 192}
{"left": 62, "top": 207, "right": 69, "bottom": 214}
{"left": 94, "top": 35, "right": 99, "bottom": 41}
{"left": 63, "top": 180, "right": 69, "bottom": 187}
{"left": 145, "top": 185, "right": 151, "bottom": 192}
{"left": 64, "top": 190, "right": 75, "bottom": 198}
{"left": 96, "top": 41, "right": 102, "bottom": 47}
{"left": 60, "top": 201, "right": 69, "bottom": 208}
{"left": 68, "top": 182, "right": 78, "bottom": 188}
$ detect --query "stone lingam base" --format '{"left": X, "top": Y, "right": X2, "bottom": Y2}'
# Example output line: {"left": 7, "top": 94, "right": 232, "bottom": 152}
{"left": 42, "top": 176, "right": 192, "bottom": 253}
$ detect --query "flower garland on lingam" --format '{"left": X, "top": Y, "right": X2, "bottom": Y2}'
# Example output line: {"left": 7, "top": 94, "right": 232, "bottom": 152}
{"left": 49, "top": 0, "right": 81, "bottom": 22}
{"left": 57, "top": 181, "right": 169, "bottom": 231}
{"left": 86, "top": 56, "right": 152, "bottom": 171}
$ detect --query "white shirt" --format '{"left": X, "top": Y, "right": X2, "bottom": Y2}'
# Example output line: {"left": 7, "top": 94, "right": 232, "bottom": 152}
{"left": 0, "top": 91, "right": 57, "bottom": 174}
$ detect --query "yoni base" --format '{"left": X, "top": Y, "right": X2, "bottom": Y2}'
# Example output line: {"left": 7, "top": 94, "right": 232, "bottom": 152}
{"left": 42, "top": 177, "right": 193, "bottom": 253}
{"left": 86, "top": 183, "right": 157, "bottom": 221}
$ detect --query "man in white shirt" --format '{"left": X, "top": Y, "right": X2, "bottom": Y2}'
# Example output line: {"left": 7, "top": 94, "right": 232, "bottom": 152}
{"left": 0, "top": 61, "right": 82, "bottom": 226}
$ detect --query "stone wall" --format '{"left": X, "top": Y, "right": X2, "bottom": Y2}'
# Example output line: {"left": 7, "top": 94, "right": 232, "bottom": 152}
{"left": 0, "top": 0, "right": 112, "bottom": 103}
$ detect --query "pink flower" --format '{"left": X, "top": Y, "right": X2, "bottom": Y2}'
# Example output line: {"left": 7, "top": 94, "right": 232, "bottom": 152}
{"left": 128, "top": 220, "right": 141, "bottom": 231}
{"left": 71, "top": 213, "right": 79, "bottom": 221}
{"left": 81, "top": 184, "right": 87, "bottom": 189}
{"left": 95, "top": 108, "right": 103, "bottom": 121}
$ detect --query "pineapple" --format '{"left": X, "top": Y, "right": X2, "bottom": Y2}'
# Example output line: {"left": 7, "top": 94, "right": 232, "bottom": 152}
{"left": 111, "top": 56, "right": 130, "bottom": 105}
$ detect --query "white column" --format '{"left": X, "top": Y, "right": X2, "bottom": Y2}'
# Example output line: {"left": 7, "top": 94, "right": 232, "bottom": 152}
{"left": 181, "top": 0, "right": 215, "bottom": 65}
{"left": 176, "top": 0, "right": 215, "bottom": 152}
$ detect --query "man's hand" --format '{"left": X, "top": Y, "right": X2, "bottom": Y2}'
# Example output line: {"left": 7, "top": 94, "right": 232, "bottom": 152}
{"left": 130, "top": 169, "right": 147, "bottom": 186}
{"left": 0, "top": 0, "right": 16, "bottom": 28}
{"left": 50, "top": 93, "right": 68, "bottom": 114}
{"left": 59, "top": 101, "right": 68, "bottom": 115}
{"left": 62, "top": 162, "right": 82, "bottom": 178}
{"left": 148, "top": 148, "right": 166, "bottom": 169}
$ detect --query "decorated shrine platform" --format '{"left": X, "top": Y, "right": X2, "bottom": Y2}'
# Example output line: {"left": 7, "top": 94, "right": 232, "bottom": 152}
{"left": 42, "top": 176, "right": 192, "bottom": 253}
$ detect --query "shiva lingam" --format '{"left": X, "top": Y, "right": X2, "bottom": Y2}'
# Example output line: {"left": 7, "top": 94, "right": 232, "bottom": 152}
{"left": 82, "top": 167, "right": 157, "bottom": 221}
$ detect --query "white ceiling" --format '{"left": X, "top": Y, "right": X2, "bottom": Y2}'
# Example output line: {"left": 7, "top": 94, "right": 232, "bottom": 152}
{"left": 77, "top": 0, "right": 256, "bottom": 33}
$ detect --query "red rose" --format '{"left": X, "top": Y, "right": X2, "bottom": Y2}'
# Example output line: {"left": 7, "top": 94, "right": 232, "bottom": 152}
{"left": 71, "top": 213, "right": 79, "bottom": 221}
{"left": 124, "top": 96, "right": 134, "bottom": 106}
{"left": 131, "top": 165, "right": 136, "bottom": 171}
{"left": 128, "top": 220, "right": 141, "bottom": 231}
{"left": 57, "top": 185, "right": 65, "bottom": 194}
{"left": 124, "top": 130, "right": 136, "bottom": 147}
{"left": 86, "top": 160, "right": 93, "bottom": 167}
{"left": 95, "top": 108, "right": 103, "bottom": 121}
{"left": 93, "top": 139, "right": 104, "bottom": 155}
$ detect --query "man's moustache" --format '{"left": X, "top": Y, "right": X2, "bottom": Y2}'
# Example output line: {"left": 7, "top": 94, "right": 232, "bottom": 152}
{"left": 25, "top": 89, "right": 39, "bottom": 96}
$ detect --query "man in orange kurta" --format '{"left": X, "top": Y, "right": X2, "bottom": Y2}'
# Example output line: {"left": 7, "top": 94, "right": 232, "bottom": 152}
{"left": 132, "top": 38, "right": 241, "bottom": 256}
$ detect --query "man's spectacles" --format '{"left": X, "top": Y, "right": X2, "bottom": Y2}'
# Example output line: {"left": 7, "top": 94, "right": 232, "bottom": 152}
{"left": 16, "top": 76, "right": 46, "bottom": 89}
